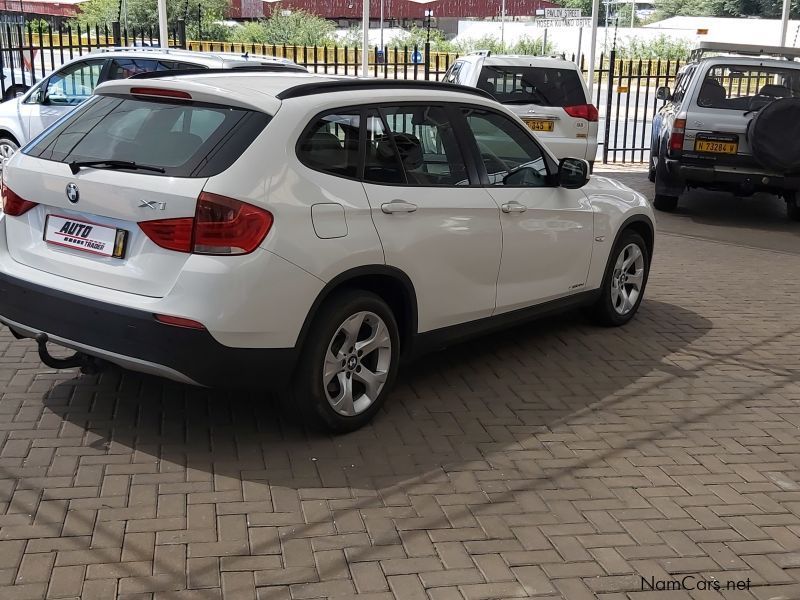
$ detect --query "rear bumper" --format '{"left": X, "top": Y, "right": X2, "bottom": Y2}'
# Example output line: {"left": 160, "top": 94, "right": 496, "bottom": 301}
{"left": 666, "top": 158, "right": 800, "bottom": 193}
{"left": 0, "top": 272, "right": 297, "bottom": 388}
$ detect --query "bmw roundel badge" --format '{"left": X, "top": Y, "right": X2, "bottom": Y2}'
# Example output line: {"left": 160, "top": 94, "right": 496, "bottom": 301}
{"left": 66, "top": 183, "right": 79, "bottom": 204}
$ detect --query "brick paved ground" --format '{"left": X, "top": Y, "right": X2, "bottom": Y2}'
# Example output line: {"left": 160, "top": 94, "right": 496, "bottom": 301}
{"left": 1, "top": 218, "right": 800, "bottom": 598}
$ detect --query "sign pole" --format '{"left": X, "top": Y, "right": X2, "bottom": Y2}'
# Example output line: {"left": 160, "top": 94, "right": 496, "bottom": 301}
{"left": 588, "top": 0, "right": 600, "bottom": 97}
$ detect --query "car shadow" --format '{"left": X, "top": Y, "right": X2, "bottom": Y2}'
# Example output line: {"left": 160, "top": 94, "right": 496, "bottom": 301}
{"left": 598, "top": 168, "right": 800, "bottom": 245}
{"left": 40, "top": 299, "right": 712, "bottom": 493}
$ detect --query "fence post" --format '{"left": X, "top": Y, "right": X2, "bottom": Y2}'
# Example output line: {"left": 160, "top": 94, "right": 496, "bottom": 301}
{"left": 111, "top": 21, "right": 121, "bottom": 46}
{"left": 177, "top": 18, "right": 186, "bottom": 49}
{"left": 424, "top": 42, "right": 430, "bottom": 80}
{"left": 602, "top": 49, "right": 616, "bottom": 165}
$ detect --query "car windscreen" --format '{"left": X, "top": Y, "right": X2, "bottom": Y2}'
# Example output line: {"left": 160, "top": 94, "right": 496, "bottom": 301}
{"left": 23, "top": 95, "right": 270, "bottom": 177}
{"left": 697, "top": 64, "right": 800, "bottom": 111}
{"left": 476, "top": 65, "right": 586, "bottom": 106}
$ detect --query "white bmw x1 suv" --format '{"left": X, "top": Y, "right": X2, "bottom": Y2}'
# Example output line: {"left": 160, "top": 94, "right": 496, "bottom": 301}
{"left": 0, "top": 73, "right": 655, "bottom": 432}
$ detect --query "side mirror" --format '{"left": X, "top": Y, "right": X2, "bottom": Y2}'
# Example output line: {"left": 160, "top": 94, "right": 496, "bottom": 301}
{"left": 558, "top": 158, "right": 590, "bottom": 189}
{"left": 656, "top": 86, "right": 671, "bottom": 101}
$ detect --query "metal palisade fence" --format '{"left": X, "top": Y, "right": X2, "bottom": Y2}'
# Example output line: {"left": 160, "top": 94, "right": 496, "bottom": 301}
{"left": 0, "top": 21, "right": 682, "bottom": 164}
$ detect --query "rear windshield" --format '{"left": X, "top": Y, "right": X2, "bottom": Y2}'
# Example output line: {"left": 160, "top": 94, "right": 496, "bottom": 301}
{"left": 24, "top": 95, "right": 270, "bottom": 177}
{"left": 697, "top": 64, "right": 800, "bottom": 111}
{"left": 477, "top": 65, "right": 586, "bottom": 106}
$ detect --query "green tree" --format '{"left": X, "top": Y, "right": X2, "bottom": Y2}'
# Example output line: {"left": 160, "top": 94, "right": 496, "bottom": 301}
{"left": 232, "top": 10, "right": 335, "bottom": 46}
{"left": 74, "top": 0, "right": 229, "bottom": 39}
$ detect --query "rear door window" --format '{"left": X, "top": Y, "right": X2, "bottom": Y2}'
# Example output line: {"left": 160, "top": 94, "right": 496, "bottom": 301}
{"left": 24, "top": 95, "right": 270, "bottom": 177}
{"left": 379, "top": 105, "right": 469, "bottom": 186}
{"left": 477, "top": 65, "right": 586, "bottom": 106}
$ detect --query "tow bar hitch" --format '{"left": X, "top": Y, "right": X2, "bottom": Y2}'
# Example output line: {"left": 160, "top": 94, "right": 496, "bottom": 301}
{"left": 34, "top": 333, "right": 106, "bottom": 374}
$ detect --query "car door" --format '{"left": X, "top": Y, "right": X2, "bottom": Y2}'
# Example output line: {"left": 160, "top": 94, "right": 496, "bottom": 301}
{"left": 361, "top": 104, "right": 503, "bottom": 332}
{"left": 26, "top": 59, "right": 105, "bottom": 140}
{"left": 459, "top": 106, "right": 594, "bottom": 313}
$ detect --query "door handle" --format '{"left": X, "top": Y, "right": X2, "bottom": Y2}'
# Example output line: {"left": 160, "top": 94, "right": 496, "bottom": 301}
{"left": 501, "top": 202, "right": 527, "bottom": 214}
{"left": 381, "top": 200, "right": 418, "bottom": 214}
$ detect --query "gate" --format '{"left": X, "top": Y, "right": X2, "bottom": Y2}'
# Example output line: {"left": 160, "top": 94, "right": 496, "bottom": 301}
{"left": 0, "top": 21, "right": 682, "bottom": 164}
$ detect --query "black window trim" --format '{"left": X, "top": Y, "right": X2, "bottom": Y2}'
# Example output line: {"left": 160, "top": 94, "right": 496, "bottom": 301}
{"left": 454, "top": 104, "right": 559, "bottom": 188}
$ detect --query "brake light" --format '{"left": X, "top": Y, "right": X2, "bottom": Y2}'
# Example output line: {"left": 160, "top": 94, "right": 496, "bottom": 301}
{"left": 1, "top": 184, "right": 38, "bottom": 216}
{"left": 138, "top": 217, "right": 193, "bottom": 252}
{"left": 564, "top": 104, "right": 599, "bottom": 122}
{"left": 139, "top": 193, "right": 272, "bottom": 255}
{"left": 129, "top": 87, "right": 192, "bottom": 100}
{"left": 669, "top": 116, "right": 687, "bottom": 155}
{"left": 154, "top": 314, "right": 205, "bottom": 329}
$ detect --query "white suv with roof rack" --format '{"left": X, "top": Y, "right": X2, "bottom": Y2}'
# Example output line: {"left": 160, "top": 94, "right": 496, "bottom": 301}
{"left": 444, "top": 51, "right": 599, "bottom": 165}
{"left": 0, "top": 72, "right": 655, "bottom": 432}
{"left": 0, "top": 47, "right": 304, "bottom": 171}
{"left": 650, "top": 41, "right": 800, "bottom": 221}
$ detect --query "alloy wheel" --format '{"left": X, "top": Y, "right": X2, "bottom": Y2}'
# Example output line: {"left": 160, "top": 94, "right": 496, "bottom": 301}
{"left": 610, "top": 243, "right": 645, "bottom": 316}
{"left": 323, "top": 310, "right": 392, "bottom": 417}
{"left": 0, "top": 141, "right": 18, "bottom": 171}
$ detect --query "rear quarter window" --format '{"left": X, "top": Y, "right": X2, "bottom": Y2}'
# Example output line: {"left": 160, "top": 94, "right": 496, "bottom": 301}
{"left": 23, "top": 95, "right": 270, "bottom": 177}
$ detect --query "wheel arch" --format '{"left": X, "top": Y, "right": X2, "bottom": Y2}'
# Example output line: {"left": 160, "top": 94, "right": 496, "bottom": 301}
{"left": 295, "top": 265, "right": 419, "bottom": 357}
{"left": 0, "top": 128, "right": 21, "bottom": 146}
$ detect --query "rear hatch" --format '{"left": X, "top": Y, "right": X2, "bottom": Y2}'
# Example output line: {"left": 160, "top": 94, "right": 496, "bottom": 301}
{"left": 683, "top": 62, "right": 800, "bottom": 167}
{"left": 2, "top": 88, "right": 270, "bottom": 297}
{"left": 477, "top": 62, "right": 596, "bottom": 158}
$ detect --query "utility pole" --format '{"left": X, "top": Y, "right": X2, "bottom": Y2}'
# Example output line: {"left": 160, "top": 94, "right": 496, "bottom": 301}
{"left": 361, "top": 0, "right": 369, "bottom": 77}
{"left": 780, "top": 0, "right": 790, "bottom": 46}
{"left": 157, "top": 0, "right": 168, "bottom": 48}
{"left": 425, "top": 9, "right": 433, "bottom": 44}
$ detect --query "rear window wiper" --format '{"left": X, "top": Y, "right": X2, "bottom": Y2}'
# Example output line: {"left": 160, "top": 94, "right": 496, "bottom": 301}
{"left": 68, "top": 160, "right": 166, "bottom": 175}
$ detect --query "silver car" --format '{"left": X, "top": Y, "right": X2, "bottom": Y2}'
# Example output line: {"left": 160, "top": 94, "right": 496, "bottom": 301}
{"left": 0, "top": 47, "right": 304, "bottom": 170}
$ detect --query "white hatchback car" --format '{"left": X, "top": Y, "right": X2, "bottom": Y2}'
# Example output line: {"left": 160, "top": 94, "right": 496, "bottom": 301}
{"left": 444, "top": 52, "right": 599, "bottom": 165}
{"left": 0, "top": 73, "right": 654, "bottom": 431}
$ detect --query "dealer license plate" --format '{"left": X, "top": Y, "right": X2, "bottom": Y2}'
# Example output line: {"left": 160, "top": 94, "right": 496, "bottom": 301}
{"left": 524, "top": 119, "right": 555, "bottom": 132}
{"left": 694, "top": 138, "right": 738, "bottom": 154}
{"left": 44, "top": 215, "right": 127, "bottom": 258}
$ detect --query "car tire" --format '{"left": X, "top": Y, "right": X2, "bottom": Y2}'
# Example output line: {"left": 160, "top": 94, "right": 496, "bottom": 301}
{"left": 787, "top": 194, "right": 800, "bottom": 222}
{"left": 287, "top": 290, "right": 400, "bottom": 433}
{"left": 0, "top": 136, "right": 19, "bottom": 172}
{"left": 648, "top": 154, "right": 657, "bottom": 183}
{"left": 591, "top": 230, "right": 650, "bottom": 327}
{"left": 653, "top": 194, "right": 678, "bottom": 212}
{"left": 3, "top": 85, "right": 27, "bottom": 102}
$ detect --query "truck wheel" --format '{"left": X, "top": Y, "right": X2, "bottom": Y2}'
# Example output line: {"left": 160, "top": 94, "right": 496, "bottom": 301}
{"left": 787, "top": 194, "right": 800, "bottom": 222}
{"left": 654, "top": 194, "right": 678, "bottom": 212}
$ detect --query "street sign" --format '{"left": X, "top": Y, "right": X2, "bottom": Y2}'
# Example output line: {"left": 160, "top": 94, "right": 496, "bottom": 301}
{"left": 544, "top": 7, "right": 582, "bottom": 18}
{"left": 535, "top": 17, "right": 593, "bottom": 27}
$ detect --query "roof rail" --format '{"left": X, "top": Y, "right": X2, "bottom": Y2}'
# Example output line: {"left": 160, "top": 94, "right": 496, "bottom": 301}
{"left": 691, "top": 41, "right": 800, "bottom": 61}
{"left": 469, "top": 50, "right": 492, "bottom": 57}
{"left": 92, "top": 46, "right": 190, "bottom": 53}
{"left": 274, "top": 79, "right": 495, "bottom": 101}
{"left": 128, "top": 64, "right": 309, "bottom": 80}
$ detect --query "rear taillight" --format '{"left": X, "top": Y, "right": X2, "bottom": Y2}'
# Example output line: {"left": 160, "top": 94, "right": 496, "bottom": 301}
{"left": 668, "top": 116, "right": 687, "bottom": 156}
{"left": 1, "top": 184, "right": 38, "bottom": 216}
{"left": 139, "top": 193, "right": 273, "bottom": 255}
{"left": 564, "top": 104, "right": 599, "bottom": 122}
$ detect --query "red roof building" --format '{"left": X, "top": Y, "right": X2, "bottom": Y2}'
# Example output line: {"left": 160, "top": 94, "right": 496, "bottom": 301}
{"left": 230, "top": 0, "right": 559, "bottom": 20}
